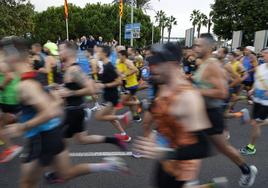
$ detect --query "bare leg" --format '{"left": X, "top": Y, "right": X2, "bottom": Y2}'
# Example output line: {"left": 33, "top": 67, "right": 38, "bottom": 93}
{"left": 210, "top": 134, "right": 245, "bottom": 166}
{"left": 73, "top": 131, "right": 106, "bottom": 145}
{"left": 20, "top": 161, "right": 43, "bottom": 188}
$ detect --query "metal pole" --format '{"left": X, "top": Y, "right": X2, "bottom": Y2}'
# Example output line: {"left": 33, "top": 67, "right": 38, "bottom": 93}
{"left": 130, "top": 0, "right": 134, "bottom": 46}
{"left": 66, "top": 18, "right": 69, "bottom": 41}
{"left": 152, "top": 24, "right": 154, "bottom": 45}
{"left": 119, "top": 16, "right": 122, "bottom": 45}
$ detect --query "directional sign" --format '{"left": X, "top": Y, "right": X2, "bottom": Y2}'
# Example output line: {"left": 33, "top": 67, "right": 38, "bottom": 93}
{"left": 124, "top": 23, "right": 141, "bottom": 40}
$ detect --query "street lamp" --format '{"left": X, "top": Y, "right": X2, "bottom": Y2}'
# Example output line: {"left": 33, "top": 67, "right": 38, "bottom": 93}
{"left": 149, "top": 8, "right": 158, "bottom": 45}
{"left": 131, "top": 0, "right": 134, "bottom": 46}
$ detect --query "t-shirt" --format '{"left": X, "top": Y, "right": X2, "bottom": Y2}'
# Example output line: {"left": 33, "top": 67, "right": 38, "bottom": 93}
{"left": 253, "top": 63, "right": 268, "bottom": 106}
{"left": 99, "top": 62, "right": 119, "bottom": 95}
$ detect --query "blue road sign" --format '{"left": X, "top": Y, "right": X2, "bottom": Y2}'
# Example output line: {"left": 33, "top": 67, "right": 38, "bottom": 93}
{"left": 124, "top": 23, "right": 141, "bottom": 40}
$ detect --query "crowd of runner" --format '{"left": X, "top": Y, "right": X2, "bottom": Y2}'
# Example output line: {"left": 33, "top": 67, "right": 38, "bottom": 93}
{"left": 0, "top": 33, "right": 268, "bottom": 188}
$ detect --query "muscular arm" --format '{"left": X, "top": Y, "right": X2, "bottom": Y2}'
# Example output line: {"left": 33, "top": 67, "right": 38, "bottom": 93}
{"left": 67, "top": 66, "right": 95, "bottom": 96}
{"left": 18, "top": 81, "right": 62, "bottom": 131}
{"left": 199, "top": 61, "right": 228, "bottom": 99}
{"left": 225, "top": 64, "right": 241, "bottom": 88}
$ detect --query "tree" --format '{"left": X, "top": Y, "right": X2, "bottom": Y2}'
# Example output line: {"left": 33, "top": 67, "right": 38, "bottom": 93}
{"left": 207, "top": 11, "right": 214, "bottom": 34}
{"left": 0, "top": 0, "right": 35, "bottom": 39}
{"left": 166, "top": 16, "right": 177, "bottom": 42}
{"left": 155, "top": 10, "right": 168, "bottom": 43}
{"left": 190, "top": 9, "right": 200, "bottom": 37}
{"left": 196, "top": 13, "right": 208, "bottom": 38}
{"left": 33, "top": 3, "right": 159, "bottom": 47}
{"left": 211, "top": 0, "right": 268, "bottom": 45}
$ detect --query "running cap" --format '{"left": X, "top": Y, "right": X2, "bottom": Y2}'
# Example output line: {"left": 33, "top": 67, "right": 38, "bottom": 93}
{"left": 245, "top": 46, "right": 255, "bottom": 53}
{"left": 43, "top": 42, "right": 59, "bottom": 56}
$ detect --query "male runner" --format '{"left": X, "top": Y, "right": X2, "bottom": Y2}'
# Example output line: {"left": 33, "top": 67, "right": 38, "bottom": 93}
{"left": 0, "top": 51, "right": 22, "bottom": 163}
{"left": 94, "top": 45, "right": 132, "bottom": 142}
{"left": 193, "top": 33, "right": 257, "bottom": 187}
{"left": 240, "top": 47, "right": 268, "bottom": 155}
{"left": 134, "top": 43, "right": 212, "bottom": 188}
{"left": 117, "top": 50, "right": 142, "bottom": 122}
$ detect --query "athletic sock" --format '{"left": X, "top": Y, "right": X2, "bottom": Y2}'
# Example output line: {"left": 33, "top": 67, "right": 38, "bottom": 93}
{"left": 117, "top": 115, "right": 125, "bottom": 120}
{"left": 239, "top": 163, "right": 251, "bottom": 174}
{"left": 120, "top": 132, "right": 126, "bottom": 135}
{"left": 105, "top": 137, "right": 118, "bottom": 144}
{"left": 247, "top": 144, "right": 255, "bottom": 150}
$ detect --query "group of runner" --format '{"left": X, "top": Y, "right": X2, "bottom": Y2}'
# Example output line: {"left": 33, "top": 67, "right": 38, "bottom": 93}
{"left": 0, "top": 33, "right": 267, "bottom": 188}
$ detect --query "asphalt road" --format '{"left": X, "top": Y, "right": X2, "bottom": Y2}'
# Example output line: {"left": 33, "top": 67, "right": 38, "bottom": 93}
{"left": 1, "top": 91, "right": 268, "bottom": 188}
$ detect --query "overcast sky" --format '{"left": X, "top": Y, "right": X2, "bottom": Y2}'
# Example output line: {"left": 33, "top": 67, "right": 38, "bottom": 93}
{"left": 30, "top": 0, "right": 214, "bottom": 38}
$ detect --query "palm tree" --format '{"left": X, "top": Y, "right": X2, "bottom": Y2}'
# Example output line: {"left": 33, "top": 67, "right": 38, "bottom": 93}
{"left": 166, "top": 16, "right": 177, "bottom": 42}
{"left": 207, "top": 11, "right": 214, "bottom": 33}
{"left": 196, "top": 13, "right": 208, "bottom": 37}
{"left": 190, "top": 9, "right": 200, "bottom": 37}
{"left": 155, "top": 10, "right": 168, "bottom": 43}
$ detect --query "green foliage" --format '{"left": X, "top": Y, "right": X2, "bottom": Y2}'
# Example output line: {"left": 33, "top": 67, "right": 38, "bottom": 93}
{"left": 190, "top": 9, "right": 208, "bottom": 37}
{"left": 32, "top": 3, "right": 159, "bottom": 47}
{"left": 211, "top": 0, "right": 268, "bottom": 45}
{"left": 0, "top": 0, "right": 35, "bottom": 38}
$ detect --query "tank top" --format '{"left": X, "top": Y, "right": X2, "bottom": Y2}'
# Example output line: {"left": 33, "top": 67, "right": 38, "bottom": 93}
{"left": 19, "top": 72, "right": 61, "bottom": 138}
{"left": 193, "top": 58, "right": 223, "bottom": 109}
{"left": 2, "top": 73, "right": 20, "bottom": 105}
{"left": 65, "top": 63, "right": 84, "bottom": 107}
{"left": 150, "top": 86, "right": 200, "bottom": 181}
{"left": 116, "top": 61, "right": 138, "bottom": 88}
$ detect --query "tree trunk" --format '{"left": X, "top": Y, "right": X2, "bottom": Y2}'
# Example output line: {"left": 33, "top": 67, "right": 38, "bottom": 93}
{"left": 208, "top": 20, "right": 211, "bottom": 33}
{"left": 193, "top": 25, "right": 196, "bottom": 38}
{"left": 168, "top": 28, "right": 171, "bottom": 42}
{"left": 161, "top": 26, "right": 164, "bottom": 43}
{"left": 197, "top": 25, "right": 201, "bottom": 38}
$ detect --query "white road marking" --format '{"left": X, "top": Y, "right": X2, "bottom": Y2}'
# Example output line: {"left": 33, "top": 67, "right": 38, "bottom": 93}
{"left": 69, "top": 151, "right": 133, "bottom": 157}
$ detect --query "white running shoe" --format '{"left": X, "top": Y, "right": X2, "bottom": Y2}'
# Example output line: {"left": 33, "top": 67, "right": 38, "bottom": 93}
{"left": 239, "top": 165, "right": 257, "bottom": 187}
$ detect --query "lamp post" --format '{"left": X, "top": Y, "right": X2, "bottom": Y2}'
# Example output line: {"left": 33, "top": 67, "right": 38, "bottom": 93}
{"left": 130, "top": 0, "right": 134, "bottom": 46}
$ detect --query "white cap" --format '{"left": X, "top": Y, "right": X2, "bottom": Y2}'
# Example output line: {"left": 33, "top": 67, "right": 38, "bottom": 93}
{"left": 246, "top": 46, "right": 255, "bottom": 53}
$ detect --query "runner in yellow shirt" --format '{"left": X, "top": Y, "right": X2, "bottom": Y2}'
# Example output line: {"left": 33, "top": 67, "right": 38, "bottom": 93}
{"left": 117, "top": 50, "right": 142, "bottom": 122}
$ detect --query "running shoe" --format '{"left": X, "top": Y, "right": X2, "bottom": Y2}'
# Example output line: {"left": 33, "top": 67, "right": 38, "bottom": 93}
{"left": 114, "top": 134, "right": 132, "bottom": 142}
{"left": 239, "top": 165, "right": 257, "bottom": 187}
{"left": 132, "top": 152, "right": 143, "bottom": 159}
{"left": 103, "top": 157, "right": 130, "bottom": 174}
{"left": 114, "top": 135, "right": 128, "bottom": 151}
{"left": 44, "top": 172, "right": 65, "bottom": 184}
{"left": 239, "top": 146, "right": 256, "bottom": 155}
{"left": 0, "top": 145, "right": 23, "bottom": 163}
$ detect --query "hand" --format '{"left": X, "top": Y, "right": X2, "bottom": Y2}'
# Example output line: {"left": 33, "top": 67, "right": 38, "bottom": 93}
{"left": 133, "top": 136, "right": 167, "bottom": 160}
{"left": 58, "top": 88, "right": 74, "bottom": 98}
{"left": 265, "top": 91, "right": 268, "bottom": 97}
{"left": 3, "top": 123, "right": 24, "bottom": 138}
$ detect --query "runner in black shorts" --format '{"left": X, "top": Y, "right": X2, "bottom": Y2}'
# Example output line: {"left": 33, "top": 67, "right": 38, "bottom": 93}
{"left": 193, "top": 33, "right": 257, "bottom": 187}
{"left": 57, "top": 41, "right": 128, "bottom": 147}
{"left": 95, "top": 45, "right": 132, "bottom": 142}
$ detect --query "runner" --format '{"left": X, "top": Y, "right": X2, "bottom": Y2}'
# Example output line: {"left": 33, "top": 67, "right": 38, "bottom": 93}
{"left": 116, "top": 50, "right": 142, "bottom": 122}
{"left": 58, "top": 41, "right": 127, "bottom": 147}
{"left": 94, "top": 45, "right": 132, "bottom": 142}
{"left": 0, "top": 50, "right": 22, "bottom": 163}
{"left": 133, "top": 43, "right": 213, "bottom": 188}
{"left": 240, "top": 47, "right": 268, "bottom": 155}
{"left": 42, "top": 42, "right": 63, "bottom": 86}
{"left": 1, "top": 37, "right": 129, "bottom": 188}
{"left": 193, "top": 33, "right": 257, "bottom": 187}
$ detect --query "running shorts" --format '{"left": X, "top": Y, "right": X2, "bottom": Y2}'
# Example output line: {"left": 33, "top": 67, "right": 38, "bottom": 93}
{"left": 252, "top": 102, "right": 268, "bottom": 120}
{"left": 21, "top": 127, "right": 64, "bottom": 166}
{"left": 205, "top": 108, "right": 225, "bottom": 135}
